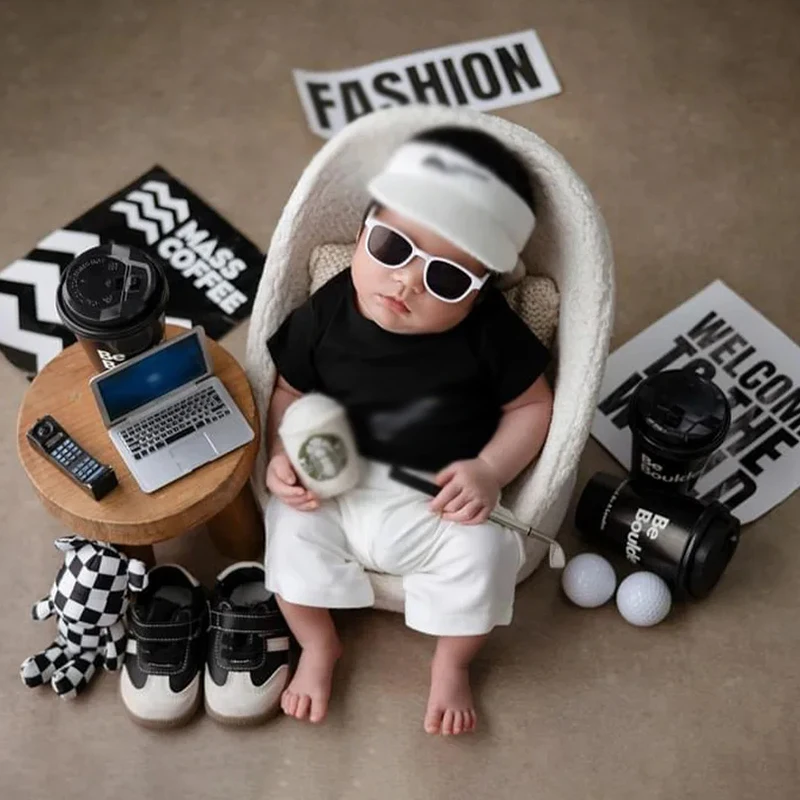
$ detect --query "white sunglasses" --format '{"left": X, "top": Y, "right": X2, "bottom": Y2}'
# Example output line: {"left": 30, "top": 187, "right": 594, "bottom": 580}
{"left": 363, "top": 213, "right": 489, "bottom": 304}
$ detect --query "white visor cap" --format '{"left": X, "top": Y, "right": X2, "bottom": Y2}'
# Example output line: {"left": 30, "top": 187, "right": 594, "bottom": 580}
{"left": 367, "top": 141, "right": 535, "bottom": 274}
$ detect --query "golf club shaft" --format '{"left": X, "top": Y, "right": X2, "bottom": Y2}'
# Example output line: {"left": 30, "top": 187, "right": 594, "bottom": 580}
{"left": 487, "top": 506, "right": 558, "bottom": 547}
{"left": 390, "top": 466, "right": 559, "bottom": 547}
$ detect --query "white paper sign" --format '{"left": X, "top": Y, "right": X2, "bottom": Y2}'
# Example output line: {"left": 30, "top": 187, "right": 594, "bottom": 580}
{"left": 293, "top": 30, "right": 562, "bottom": 139}
{"left": 591, "top": 280, "right": 800, "bottom": 524}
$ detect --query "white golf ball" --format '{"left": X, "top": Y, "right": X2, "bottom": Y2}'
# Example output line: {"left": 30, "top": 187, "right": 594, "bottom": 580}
{"left": 616, "top": 572, "right": 672, "bottom": 627}
{"left": 561, "top": 553, "right": 617, "bottom": 608}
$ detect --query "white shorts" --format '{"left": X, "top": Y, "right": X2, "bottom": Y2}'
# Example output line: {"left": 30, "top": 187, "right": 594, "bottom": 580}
{"left": 264, "top": 461, "right": 526, "bottom": 637}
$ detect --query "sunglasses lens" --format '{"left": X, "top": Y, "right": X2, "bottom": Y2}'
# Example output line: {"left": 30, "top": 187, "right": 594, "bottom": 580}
{"left": 367, "top": 225, "right": 412, "bottom": 267}
{"left": 427, "top": 260, "right": 472, "bottom": 301}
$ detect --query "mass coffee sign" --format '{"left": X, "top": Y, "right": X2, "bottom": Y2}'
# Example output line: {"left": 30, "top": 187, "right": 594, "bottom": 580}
{"left": 294, "top": 30, "right": 562, "bottom": 139}
{"left": 0, "top": 166, "right": 264, "bottom": 377}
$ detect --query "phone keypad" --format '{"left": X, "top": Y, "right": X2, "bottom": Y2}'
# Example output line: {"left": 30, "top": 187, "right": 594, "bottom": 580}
{"left": 50, "top": 440, "right": 102, "bottom": 483}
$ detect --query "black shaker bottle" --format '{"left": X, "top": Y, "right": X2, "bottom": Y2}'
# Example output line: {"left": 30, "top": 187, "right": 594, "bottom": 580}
{"left": 56, "top": 243, "right": 169, "bottom": 372}
{"left": 575, "top": 472, "right": 740, "bottom": 598}
{"left": 628, "top": 369, "right": 731, "bottom": 494}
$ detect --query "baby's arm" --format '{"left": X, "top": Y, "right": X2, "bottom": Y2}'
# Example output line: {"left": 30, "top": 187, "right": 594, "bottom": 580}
{"left": 479, "top": 373, "right": 553, "bottom": 487}
{"left": 265, "top": 375, "right": 320, "bottom": 511}
{"left": 430, "top": 374, "right": 553, "bottom": 524}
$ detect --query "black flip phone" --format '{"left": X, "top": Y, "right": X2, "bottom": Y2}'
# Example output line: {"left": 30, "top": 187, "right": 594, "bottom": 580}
{"left": 27, "top": 415, "right": 118, "bottom": 500}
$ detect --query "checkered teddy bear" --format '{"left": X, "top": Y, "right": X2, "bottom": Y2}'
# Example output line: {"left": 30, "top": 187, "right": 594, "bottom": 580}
{"left": 20, "top": 535, "right": 149, "bottom": 699}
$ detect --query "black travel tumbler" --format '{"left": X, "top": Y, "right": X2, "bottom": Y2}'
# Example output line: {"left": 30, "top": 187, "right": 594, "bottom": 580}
{"left": 575, "top": 472, "right": 741, "bottom": 598}
{"left": 628, "top": 369, "right": 731, "bottom": 494}
{"left": 56, "top": 243, "right": 169, "bottom": 372}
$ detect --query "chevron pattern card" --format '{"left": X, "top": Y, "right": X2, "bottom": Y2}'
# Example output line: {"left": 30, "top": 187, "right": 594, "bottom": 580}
{"left": 0, "top": 166, "right": 265, "bottom": 377}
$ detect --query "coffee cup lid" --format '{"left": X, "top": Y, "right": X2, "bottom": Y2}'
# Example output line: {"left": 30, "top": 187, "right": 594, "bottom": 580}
{"left": 684, "top": 505, "right": 741, "bottom": 598}
{"left": 57, "top": 244, "right": 168, "bottom": 335}
{"left": 629, "top": 370, "right": 731, "bottom": 456}
{"left": 279, "top": 393, "right": 348, "bottom": 436}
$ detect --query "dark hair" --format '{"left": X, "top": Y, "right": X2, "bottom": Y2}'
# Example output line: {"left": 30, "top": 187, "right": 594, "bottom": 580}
{"left": 412, "top": 126, "right": 535, "bottom": 215}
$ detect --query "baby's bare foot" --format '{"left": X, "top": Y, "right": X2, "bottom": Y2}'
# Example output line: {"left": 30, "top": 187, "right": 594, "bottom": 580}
{"left": 281, "top": 642, "right": 340, "bottom": 724}
{"left": 424, "top": 658, "right": 476, "bottom": 736}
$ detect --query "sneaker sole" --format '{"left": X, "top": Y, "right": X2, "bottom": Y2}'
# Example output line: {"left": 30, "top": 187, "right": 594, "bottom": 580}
{"left": 121, "top": 687, "right": 202, "bottom": 730}
{"left": 205, "top": 700, "right": 282, "bottom": 727}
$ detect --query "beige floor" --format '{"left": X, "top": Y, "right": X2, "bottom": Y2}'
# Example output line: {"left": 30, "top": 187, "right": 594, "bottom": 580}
{"left": 1, "top": 1, "right": 799, "bottom": 798}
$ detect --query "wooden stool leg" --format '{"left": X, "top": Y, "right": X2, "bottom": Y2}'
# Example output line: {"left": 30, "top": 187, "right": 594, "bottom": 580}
{"left": 207, "top": 482, "right": 264, "bottom": 561}
{"left": 122, "top": 544, "right": 156, "bottom": 568}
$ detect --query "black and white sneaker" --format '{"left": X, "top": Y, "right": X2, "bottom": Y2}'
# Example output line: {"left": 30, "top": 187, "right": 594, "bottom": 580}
{"left": 120, "top": 565, "right": 208, "bottom": 728}
{"left": 204, "top": 562, "right": 291, "bottom": 725}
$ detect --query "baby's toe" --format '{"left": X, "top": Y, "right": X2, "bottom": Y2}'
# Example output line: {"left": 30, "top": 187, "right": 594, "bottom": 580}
{"left": 441, "top": 709, "right": 455, "bottom": 736}
{"left": 283, "top": 691, "right": 299, "bottom": 717}
{"left": 309, "top": 694, "right": 328, "bottom": 724}
{"left": 295, "top": 694, "right": 311, "bottom": 720}
{"left": 452, "top": 711, "right": 465, "bottom": 735}
{"left": 465, "top": 710, "right": 477, "bottom": 731}
{"left": 424, "top": 706, "right": 443, "bottom": 734}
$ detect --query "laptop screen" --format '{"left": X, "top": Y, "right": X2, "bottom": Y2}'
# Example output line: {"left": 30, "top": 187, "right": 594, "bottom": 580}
{"left": 95, "top": 332, "right": 208, "bottom": 424}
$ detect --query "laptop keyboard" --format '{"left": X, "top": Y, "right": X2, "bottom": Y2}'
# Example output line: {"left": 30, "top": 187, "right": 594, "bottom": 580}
{"left": 118, "top": 386, "right": 231, "bottom": 460}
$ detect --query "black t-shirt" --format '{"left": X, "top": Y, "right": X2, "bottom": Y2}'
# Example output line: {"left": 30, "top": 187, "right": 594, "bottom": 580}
{"left": 267, "top": 269, "right": 550, "bottom": 472}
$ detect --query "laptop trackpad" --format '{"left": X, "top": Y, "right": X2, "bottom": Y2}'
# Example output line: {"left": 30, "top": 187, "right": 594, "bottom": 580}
{"left": 171, "top": 437, "right": 216, "bottom": 471}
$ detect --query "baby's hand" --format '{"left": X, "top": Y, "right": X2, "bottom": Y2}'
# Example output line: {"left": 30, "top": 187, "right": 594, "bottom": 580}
{"left": 429, "top": 458, "right": 501, "bottom": 525}
{"left": 266, "top": 452, "right": 320, "bottom": 512}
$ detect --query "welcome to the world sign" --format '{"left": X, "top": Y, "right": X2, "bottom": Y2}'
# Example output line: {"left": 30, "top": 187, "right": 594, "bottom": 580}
{"left": 592, "top": 281, "right": 800, "bottom": 524}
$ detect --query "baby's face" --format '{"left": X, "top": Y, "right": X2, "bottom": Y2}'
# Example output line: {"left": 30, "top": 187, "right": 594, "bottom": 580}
{"left": 351, "top": 207, "right": 489, "bottom": 335}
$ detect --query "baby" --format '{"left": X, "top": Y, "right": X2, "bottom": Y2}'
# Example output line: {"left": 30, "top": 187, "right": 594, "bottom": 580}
{"left": 264, "top": 125, "right": 554, "bottom": 736}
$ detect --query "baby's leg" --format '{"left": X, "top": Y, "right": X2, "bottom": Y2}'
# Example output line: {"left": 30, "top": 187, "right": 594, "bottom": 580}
{"left": 277, "top": 600, "right": 341, "bottom": 724}
{"left": 426, "top": 634, "right": 486, "bottom": 735}
{"left": 265, "top": 495, "right": 374, "bottom": 724}
{"left": 402, "top": 520, "right": 525, "bottom": 736}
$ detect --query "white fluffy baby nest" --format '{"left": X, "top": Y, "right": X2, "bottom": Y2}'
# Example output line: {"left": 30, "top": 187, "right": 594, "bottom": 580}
{"left": 245, "top": 105, "right": 615, "bottom": 613}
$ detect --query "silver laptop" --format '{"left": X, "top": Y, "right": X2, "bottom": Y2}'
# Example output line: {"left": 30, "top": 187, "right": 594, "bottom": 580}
{"left": 90, "top": 326, "right": 254, "bottom": 493}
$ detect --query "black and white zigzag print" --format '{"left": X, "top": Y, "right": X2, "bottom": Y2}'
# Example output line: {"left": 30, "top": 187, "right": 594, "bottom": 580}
{"left": 0, "top": 229, "right": 101, "bottom": 375}
{"left": 110, "top": 180, "right": 190, "bottom": 245}
{"left": 0, "top": 166, "right": 264, "bottom": 377}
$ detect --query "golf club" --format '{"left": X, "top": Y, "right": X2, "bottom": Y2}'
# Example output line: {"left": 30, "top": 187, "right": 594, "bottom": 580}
{"left": 389, "top": 465, "right": 566, "bottom": 568}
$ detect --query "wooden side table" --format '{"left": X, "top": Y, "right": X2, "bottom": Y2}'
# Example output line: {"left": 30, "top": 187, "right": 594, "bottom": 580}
{"left": 16, "top": 325, "right": 264, "bottom": 566}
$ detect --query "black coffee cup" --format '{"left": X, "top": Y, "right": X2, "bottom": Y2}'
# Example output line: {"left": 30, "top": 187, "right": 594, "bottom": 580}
{"left": 56, "top": 243, "right": 169, "bottom": 372}
{"left": 575, "top": 472, "right": 740, "bottom": 598}
{"left": 628, "top": 369, "right": 731, "bottom": 494}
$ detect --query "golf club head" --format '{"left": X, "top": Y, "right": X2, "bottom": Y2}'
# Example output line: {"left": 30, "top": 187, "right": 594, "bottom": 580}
{"left": 548, "top": 543, "right": 566, "bottom": 569}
